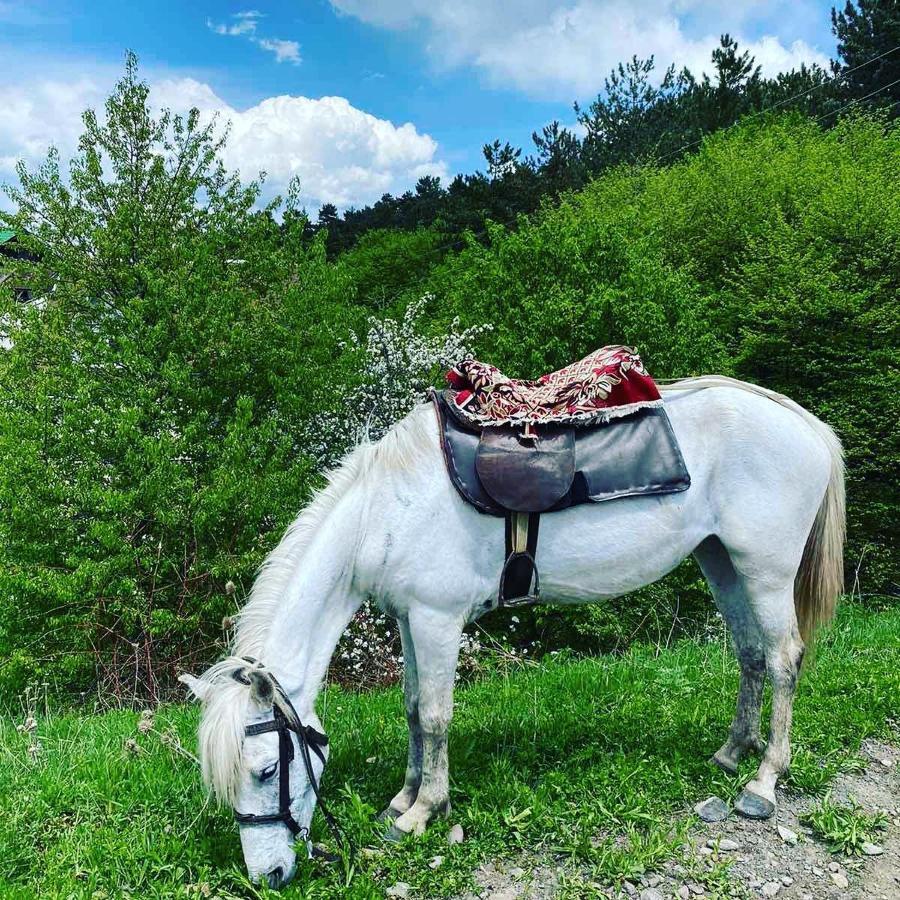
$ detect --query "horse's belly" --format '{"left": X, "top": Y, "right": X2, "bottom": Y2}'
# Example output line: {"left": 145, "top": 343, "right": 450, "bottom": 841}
{"left": 533, "top": 491, "right": 708, "bottom": 603}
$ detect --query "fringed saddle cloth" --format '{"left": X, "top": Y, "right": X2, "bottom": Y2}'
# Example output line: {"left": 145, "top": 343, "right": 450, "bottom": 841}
{"left": 431, "top": 346, "right": 690, "bottom": 609}
{"left": 445, "top": 345, "right": 663, "bottom": 429}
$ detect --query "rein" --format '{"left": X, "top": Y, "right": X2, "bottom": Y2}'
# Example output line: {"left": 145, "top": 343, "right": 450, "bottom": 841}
{"left": 231, "top": 659, "right": 353, "bottom": 865}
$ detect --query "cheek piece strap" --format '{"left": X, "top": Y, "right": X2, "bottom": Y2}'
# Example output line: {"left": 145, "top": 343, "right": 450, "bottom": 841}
{"left": 231, "top": 661, "right": 352, "bottom": 866}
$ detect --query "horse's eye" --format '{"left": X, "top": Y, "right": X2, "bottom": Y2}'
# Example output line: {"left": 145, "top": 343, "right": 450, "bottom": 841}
{"left": 258, "top": 762, "right": 278, "bottom": 782}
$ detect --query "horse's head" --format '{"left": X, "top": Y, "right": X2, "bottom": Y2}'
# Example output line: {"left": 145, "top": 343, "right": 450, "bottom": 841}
{"left": 181, "top": 658, "right": 328, "bottom": 889}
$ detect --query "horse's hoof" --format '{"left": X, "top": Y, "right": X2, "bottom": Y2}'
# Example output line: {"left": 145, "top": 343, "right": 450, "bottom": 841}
{"left": 383, "top": 823, "right": 409, "bottom": 843}
{"left": 377, "top": 806, "right": 402, "bottom": 823}
{"left": 710, "top": 751, "right": 739, "bottom": 775}
{"left": 734, "top": 790, "right": 776, "bottom": 819}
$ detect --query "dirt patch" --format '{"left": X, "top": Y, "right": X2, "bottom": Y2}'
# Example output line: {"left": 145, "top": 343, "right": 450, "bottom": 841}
{"left": 455, "top": 740, "right": 900, "bottom": 899}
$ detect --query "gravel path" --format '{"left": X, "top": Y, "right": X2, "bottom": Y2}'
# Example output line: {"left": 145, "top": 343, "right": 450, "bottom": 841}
{"left": 455, "top": 740, "right": 900, "bottom": 899}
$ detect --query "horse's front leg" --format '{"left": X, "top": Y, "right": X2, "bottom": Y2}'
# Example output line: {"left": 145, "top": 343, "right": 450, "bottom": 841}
{"left": 380, "top": 617, "right": 423, "bottom": 820}
{"left": 386, "top": 606, "right": 462, "bottom": 839}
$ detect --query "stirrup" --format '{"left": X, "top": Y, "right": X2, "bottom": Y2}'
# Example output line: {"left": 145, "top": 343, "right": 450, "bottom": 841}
{"left": 498, "top": 550, "right": 541, "bottom": 607}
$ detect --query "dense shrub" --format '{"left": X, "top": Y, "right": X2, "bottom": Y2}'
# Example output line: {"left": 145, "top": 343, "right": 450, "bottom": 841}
{"left": 0, "top": 60, "right": 358, "bottom": 699}
{"left": 422, "top": 113, "right": 898, "bottom": 647}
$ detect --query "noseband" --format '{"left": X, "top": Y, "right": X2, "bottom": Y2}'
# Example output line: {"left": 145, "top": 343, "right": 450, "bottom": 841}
{"left": 231, "top": 658, "right": 350, "bottom": 861}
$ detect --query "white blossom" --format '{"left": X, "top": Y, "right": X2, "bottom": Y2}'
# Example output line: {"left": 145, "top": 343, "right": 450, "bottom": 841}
{"left": 303, "top": 295, "right": 490, "bottom": 466}
{"left": 310, "top": 297, "right": 491, "bottom": 686}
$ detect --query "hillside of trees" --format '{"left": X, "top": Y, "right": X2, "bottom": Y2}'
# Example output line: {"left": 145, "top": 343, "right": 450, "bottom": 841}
{"left": 309, "top": 0, "right": 900, "bottom": 256}
{"left": 0, "top": 1, "right": 898, "bottom": 702}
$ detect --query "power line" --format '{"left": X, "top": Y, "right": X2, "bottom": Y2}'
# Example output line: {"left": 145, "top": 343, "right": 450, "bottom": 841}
{"left": 652, "top": 43, "right": 900, "bottom": 166}
{"left": 809, "top": 75, "right": 900, "bottom": 126}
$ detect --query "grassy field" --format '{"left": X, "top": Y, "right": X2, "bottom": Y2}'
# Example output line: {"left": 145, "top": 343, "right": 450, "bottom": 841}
{"left": 0, "top": 602, "right": 897, "bottom": 899}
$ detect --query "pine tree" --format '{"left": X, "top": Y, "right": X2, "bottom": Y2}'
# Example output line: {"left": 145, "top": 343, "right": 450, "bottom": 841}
{"left": 831, "top": 0, "right": 900, "bottom": 106}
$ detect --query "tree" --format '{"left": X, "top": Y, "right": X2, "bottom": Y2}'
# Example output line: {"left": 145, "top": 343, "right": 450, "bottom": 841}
{"left": 576, "top": 55, "right": 697, "bottom": 170}
{"left": 707, "top": 33, "right": 762, "bottom": 126}
{"left": 0, "top": 53, "right": 347, "bottom": 699}
{"left": 483, "top": 140, "right": 523, "bottom": 179}
{"left": 832, "top": 0, "right": 900, "bottom": 106}
{"left": 531, "top": 121, "right": 585, "bottom": 195}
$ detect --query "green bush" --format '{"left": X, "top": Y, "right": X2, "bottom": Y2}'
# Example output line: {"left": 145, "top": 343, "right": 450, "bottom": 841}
{"left": 424, "top": 113, "right": 898, "bottom": 649}
{"left": 0, "top": 57, "right": 356, "bottom": 698}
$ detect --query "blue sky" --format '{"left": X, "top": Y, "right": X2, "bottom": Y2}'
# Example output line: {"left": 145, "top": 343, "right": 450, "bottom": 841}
{"left": 1, "top": 0, "right": 838, "bottom": 212}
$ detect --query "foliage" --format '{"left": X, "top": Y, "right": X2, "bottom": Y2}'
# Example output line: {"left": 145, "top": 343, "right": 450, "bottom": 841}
{"left": 1, "top": 51, "right": 898, "bottom": 702}
{"left": 831, "top": 0, "right": 900, "bottom": 104}
{"left": 0, "top": 55, "right": 353, "bottom": 699}
{"left": 419, "top": 114, "right": 899, "bottom": 650}
{"left": 310, "top": 2, "right": 890, "bottom": 255}
{"left": 799, "top": 792, "right": 888, "bottom": 854}
{"left": 0, "top": 603, "right": 897, "bottom": 897}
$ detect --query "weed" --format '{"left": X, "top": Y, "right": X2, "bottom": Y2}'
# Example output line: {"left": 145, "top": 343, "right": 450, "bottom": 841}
{"left": 799, "top": 792, "right": 888, "bottom": 855}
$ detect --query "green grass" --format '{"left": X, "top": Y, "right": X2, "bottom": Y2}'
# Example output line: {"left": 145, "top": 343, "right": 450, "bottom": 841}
{"left": 799, "top": 793, "right": 889, "bottom": 855}
{"left": 0, "top": 602, "right": 898, "bottom": 899}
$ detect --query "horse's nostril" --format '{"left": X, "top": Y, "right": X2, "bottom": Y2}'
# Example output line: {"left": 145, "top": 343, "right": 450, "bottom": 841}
{"left": 266, "top": 866, "right": 284, "bottom": 888}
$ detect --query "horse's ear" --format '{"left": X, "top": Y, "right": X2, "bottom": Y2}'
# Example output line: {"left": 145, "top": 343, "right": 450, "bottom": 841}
{"left": 248, "top": 669, "right": 275, "bottom": 707}
{"left": 178, "top": 672, "right": 211, "bottom": 701}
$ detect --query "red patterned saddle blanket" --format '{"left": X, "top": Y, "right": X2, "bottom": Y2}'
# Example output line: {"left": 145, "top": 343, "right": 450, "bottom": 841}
{"left": 445, "top": 345, "right": 662, "bottom": 428}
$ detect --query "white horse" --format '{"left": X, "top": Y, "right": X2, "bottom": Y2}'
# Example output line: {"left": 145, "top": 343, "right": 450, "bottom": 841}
{"left": 181, "top": 377, "right": 844, "bottom": 888}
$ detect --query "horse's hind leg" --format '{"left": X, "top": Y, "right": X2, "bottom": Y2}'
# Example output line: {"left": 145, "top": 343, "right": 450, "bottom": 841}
{"left": 380, "top": 617, "right": 423, "bottom": 821}
{"left": 695, "top": 537, "right": 766, "bottom": 773}
{"left": 735, "top": 583, "right": 805, "bottom": 819}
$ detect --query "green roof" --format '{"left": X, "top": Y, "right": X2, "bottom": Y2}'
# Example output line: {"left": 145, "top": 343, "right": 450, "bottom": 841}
{"left": 0, "top": 230, "right": 16, "bottom": 244}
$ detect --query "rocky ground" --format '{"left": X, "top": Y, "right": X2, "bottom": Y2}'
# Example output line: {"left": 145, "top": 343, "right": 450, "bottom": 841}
{"left": 455, "top": 740, "right": 900, "bottom": 900}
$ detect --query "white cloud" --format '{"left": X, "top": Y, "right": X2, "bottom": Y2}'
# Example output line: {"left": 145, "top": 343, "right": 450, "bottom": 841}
{"left": 743, "top": 36, "right": 828, "bottom": 78}
{"left": 207, "top": 10, "right": 262, "bottom": 36}
{"left": 0, "top": 76, "right": 107, "bottom": 167}
{"left": 256, "top": 37, "right": 302, "bottom": 65}
{"left": 0, "top": 74, "right": 446, "bottom": 212}
{"left": 329, "top": 0, "right": 830, "bottom": 99}
{"left": 207, "top": 11, "right": 301, "bottom": 66}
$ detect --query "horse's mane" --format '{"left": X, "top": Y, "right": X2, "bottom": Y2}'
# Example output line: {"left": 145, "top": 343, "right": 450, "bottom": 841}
{"left": 188, "top": 402, "right": 435, "bottom": 803}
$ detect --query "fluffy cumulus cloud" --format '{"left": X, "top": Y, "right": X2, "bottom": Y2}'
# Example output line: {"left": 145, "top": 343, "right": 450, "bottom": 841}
{"left": 0, "top": 74, "right": 445, "bottom": 212}
{"left": 329, "top": 0, "right": 830, "bottom": 99}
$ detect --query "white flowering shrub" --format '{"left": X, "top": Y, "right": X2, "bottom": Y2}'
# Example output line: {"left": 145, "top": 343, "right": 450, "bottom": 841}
{"left": 333, "top": 603, "right": 402, "bottom": 689}
{"left": 322, "top": 296, "right": 491, "bottom": 687}
{"left": 331, "top": 602, "right": 488, "bottom": 690}
{"left": 305, "top": 295, "right": 491, "bottom": 467}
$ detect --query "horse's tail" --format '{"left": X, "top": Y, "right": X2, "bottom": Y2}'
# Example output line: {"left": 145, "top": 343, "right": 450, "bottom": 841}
{"left": 793, "top": 419, "right": 846, "bottom": 645}
{"left": 659, "top": 376, "right": 846, "bottom": 644}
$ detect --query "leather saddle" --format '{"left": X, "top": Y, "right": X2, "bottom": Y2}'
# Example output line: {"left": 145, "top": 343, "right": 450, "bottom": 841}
{"left": 475, "top": 425, "right": 575, "bottom": 512}
{"left": 430, "top": 389, "right": 690, "bottom": 607}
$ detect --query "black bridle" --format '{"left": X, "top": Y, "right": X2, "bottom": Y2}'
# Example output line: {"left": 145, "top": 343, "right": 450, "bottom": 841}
{"left": 231, "top": 659, "right": 351, "bottom": 863}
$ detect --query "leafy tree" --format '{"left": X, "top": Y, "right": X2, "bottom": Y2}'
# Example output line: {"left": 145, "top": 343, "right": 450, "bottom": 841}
{"left": 0, "top": 54, "right": 350, "bottom": 698}
{"left": 291, "top": 0, "right": 900, "bottom": 257}
{"left": 333, "top": 227, "right": 446, "bottom": 310}
{"left": 3, "top": 25, "right": 899, "bottom": 701}
{"left": 426, "top": 114, "right": 899, "bottom": 647}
